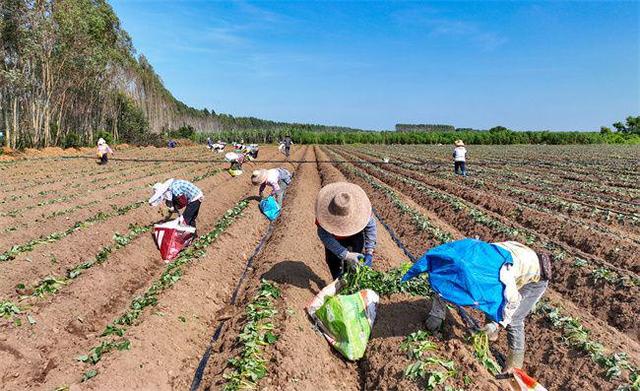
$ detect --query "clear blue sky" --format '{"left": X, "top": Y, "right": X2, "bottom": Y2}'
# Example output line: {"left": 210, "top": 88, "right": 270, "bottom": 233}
{"left": 110, "top": 0, "right": 639, "bottom": 131}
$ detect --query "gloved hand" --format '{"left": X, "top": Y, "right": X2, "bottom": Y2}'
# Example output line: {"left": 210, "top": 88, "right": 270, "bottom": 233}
{"left": 424, "top": 315, "right": 444, "bottom": 332}
{"left": 343, "top": 252, "right": 364, "bottom": 269}
{"left": 481, "top": 322, "right": 500, "bottom": 342}
{"left": 363, "top": 253, "right": 373, "bottom": 267}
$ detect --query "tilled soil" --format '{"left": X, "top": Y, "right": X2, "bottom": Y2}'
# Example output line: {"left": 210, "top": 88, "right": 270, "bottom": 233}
{"left": 1, "top": 144, "right": 638, "bottom": 391}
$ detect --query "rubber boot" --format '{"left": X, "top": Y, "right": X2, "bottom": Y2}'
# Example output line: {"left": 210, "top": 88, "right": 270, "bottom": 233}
{"left": 506, "top": 349, "right": 525, "bottom": 369}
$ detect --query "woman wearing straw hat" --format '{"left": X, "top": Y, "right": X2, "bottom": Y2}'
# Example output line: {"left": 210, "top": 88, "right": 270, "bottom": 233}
{"left": 148, "top": 179, "right": 203, "bottom": 228}
{"left": 453, "top": 140, "right": 467, "bottom": 176}
{"left": 316, "top": 182, "right": 377, "bottom": 280}
{"left": 251, "top": 168, "right": 292, "bottom": 206}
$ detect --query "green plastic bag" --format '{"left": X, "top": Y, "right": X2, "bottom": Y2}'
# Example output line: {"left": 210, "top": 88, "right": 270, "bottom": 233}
{"left": 307, "top": 280, "right": 379, "bottom": 361}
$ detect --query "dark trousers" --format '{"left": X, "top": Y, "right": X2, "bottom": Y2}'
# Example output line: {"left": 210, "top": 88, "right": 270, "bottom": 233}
{"left": 454, "top": 161, "right": 466, "bottom": 176}
{"left": 99, "top": 154, "right": 108, "bottom": 165}
{"left": 285, "top": 146, "right": 291, "bottom": 158}
{"left": 325, "top": 232, "right": 365, "bottom": 280}
{"left": 182, "top": 200, "right": 201, "bottom": 228}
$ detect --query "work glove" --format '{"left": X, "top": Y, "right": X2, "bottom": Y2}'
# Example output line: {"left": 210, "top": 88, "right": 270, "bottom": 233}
{"left": 424, "top": 315, "right": 444, "bottom": 332}
{"left": 343, "top": 252, "right": 364, "bottom": 269}
{"left": 363, "top": 253, "right": 373, "bottom": 267}
{"left": 481, "top": 322, "right": 500, "bottom": 342}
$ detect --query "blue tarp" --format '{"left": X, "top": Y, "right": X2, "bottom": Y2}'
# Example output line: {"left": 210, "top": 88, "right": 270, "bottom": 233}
{"left": 259, "top": 196, "right": 281, "bottom": 221}
{"left": 401, "top": 239, "right": 513, "bottom": 322}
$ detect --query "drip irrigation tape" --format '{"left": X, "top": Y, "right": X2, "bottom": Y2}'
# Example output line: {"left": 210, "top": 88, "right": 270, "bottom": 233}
{"left": 189, "top": 220, "right": 276, "bottom": 391}
{"left": 371, "top": 207, "right": 480, "bottom": 331}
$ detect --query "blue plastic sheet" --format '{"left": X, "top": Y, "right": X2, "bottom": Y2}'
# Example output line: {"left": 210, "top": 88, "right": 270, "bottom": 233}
{"left": 401, "top": 238, "right": 513, "bottom": 322}
{"left": 259, "top": 196, "right": 281, "bottom": 221}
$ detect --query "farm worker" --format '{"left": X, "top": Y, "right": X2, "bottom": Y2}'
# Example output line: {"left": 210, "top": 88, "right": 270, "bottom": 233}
{"left": 148, "top": 179, "right": 203, "bottom": 228}
{"left": 453, "top": 140, "right": 467, "bottom": 176}
{"left": 225, "top": 151, "right": 245, "bottom": 177}
{"left": 206, "top": 137, "right": 213, "bottom": 149}
{"left": 315, "top": 182, "right": 377, "bottom": 280}
{"left": 168, "top": 139, "right": 177, "bottom": 149}
{"left": 96, "top": 138, "right": 113, "bottom": 165}
{"left": 280, "top": 135, "right": 293, "bottom": 158}
{"left": 401, "top": 239, "right": 552, "bottom": 372}
{"left": 251, "top": 168, "right": 292, "bottom": 206}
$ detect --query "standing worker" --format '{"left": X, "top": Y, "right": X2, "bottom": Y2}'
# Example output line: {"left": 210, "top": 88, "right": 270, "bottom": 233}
{"left": 96, "top": 138, "right": 114, "bottom": 165}
{"left": 148, "top": 178, "right": 204, "bottom": 228}
{"left": 453, "top": 139, "right": 467, "bottom": 176}
{"left": 401, "top": 239, "right": 552, "bottom": 372}
{"left": 315, "top": 182, "right": 377, "bottom": 280}
{"left": 251, "top": 168, "right": 292, "bottom": 206}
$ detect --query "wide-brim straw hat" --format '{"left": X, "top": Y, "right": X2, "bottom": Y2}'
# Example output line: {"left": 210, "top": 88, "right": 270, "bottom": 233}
{"left": 316, "top": 182, "right": 372, "bottom": 237}
{"left": 454, "top": 139, "right": 464, "bottom": 146}
{"left": 251, "top": 169, "right": 267, "bottom": 185}
{"left": 149, "top": 179, "right": 174, "bottom": 206}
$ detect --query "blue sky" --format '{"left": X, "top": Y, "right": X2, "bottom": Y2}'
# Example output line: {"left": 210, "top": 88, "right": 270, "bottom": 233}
{"left": 110, "top": 0, "right": 639, "bottom": 131}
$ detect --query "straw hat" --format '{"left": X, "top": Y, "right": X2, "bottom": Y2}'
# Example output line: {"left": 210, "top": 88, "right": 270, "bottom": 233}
{"left": 316, "top": 182, "right": 372, "bottom": 237}
{"left": 251, "top": 169, "right": 267, "bottom": 185}
{"left": 149, "top": 179, "right": 174, "bottom": 206}
{"left": 454, "top": 140, "right": 464, "bottom": 146}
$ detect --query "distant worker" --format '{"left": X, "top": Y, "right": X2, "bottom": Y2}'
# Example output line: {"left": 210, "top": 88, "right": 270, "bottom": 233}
{"left": 211, "top": 140, "right": 226, "bottom": 153}
{"left": 96, "top": 138, "right": 114, "bottom": 165}
{"left": 148, "top": 179, "right": 203, "bottom": 228}
{"left": 251, "top": 168, "right": 292, "bottom": 206}
{"left": 453, "top": 139, "right": 467, "bottom": 176}
{"left": 206, "top": 137, "right": 214, "bottom": 149}
{"left": 225, "top": 151, "right": 245, "bottom": 177}
{"left": 168, "top": 139, "right": 177, "bottom": 149}
{"left": 315, "top": 182, "right": 377, "bottom": 280}
{"left": 248, "top": 144, "right": 259, "bottom": 160}
{"left": 280, "top": 135, "right": 293, "bottom": 159}
{"left": 401, "top": 239, "right": 551, "bottom": 372}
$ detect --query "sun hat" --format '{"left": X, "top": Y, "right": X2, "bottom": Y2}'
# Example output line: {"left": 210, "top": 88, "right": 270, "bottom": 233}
{"left": 251, "top": 169, "right": 268, "bottom": 185}
{"left": 316, "top": 182, "right": 372, "bottom": 237}
{"left": 225, "top": 152, "right": 240, "bottom": 162}
{"left": 149, "top": 179, "right": 174, "bottom": 206}
{"left": 97, "top": 138, "right": 106, "bottom": 145}
{"left": 454, "top": 140, "right": 464, "bottom": 146}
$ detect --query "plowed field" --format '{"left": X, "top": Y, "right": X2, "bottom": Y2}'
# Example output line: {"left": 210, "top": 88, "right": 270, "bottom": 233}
{"left": 0, "top": 144, "right": 638, "bottom": 391}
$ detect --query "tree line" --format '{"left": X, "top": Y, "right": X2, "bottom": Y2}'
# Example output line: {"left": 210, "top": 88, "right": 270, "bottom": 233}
{"left": 0, "top": 0, "right": 363, "bottom": 149}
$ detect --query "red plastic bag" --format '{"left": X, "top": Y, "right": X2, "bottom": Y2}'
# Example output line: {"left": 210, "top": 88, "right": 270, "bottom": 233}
{"left": 153, "top": 219, "right": 196, "bottom": 261}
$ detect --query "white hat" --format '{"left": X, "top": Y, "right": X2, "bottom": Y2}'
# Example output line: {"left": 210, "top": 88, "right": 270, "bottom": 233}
{"left": 149, "top": 179, "right": 174, "bottom": 206}
{"left": 97, "top": 138, "right": 106, "bottom": 145}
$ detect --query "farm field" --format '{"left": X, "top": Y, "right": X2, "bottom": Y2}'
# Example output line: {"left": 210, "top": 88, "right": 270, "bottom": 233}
{"left": 0, "top": 144, "right": 639, "bottom": 391}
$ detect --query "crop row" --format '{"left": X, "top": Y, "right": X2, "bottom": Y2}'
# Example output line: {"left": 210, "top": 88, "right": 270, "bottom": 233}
{"left": 78, "top": 200, "right": 250, "bottom": 380}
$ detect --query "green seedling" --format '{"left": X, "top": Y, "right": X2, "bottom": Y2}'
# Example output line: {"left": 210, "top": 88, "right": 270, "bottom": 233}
{"left": 470, "top": 332, "right": 501, "bottom": 375}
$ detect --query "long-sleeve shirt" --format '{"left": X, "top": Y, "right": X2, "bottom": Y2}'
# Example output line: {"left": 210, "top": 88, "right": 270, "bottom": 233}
{"left": 452, "top": 147, "right": 467, "bottom": 162}
{"left": 97, "top": 144, "right": 113, "bottom": 155}
{"left": 493, "top": 241, "right": 541, "bottom": 326}
{"left": 258, "top": 169, "right": 282, "bottom": 195}
{"left": 166, "top": 180, "right": 203, "bottom": 209}
{"left": 317, "top": 216, "right": 377, "bottom": 259}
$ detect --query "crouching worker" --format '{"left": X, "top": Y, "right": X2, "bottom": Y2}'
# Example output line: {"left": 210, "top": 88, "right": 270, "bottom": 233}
{"left": 315, "top": 182, "right": 377, "bottom": 280}
{"left": 96, "top": 138, "right": 113, "bottom": 165}
{"left": 401, "top": 239, "right": 551, "bottom": 372}
{"left": 148, "top": 179, "right": 204, "bottom": 228}
{"left": 225, "top": 152, "right": 245, "bottom": 177}
{"left": 251, "top": 168, "right": 292, "bottom": 206}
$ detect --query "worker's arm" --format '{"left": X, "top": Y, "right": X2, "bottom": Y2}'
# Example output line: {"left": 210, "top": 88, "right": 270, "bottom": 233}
{"left": 317, "top": 226, "right": 348, "bottom": 259}
{"left": 258, "top": 183, "right": 266, "bottom": 195}
{"left": 363, "top": 217, "right": 377, "bottom": 255}
{"left": 499, "top": 265, "right": 522, "bottom": 327}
